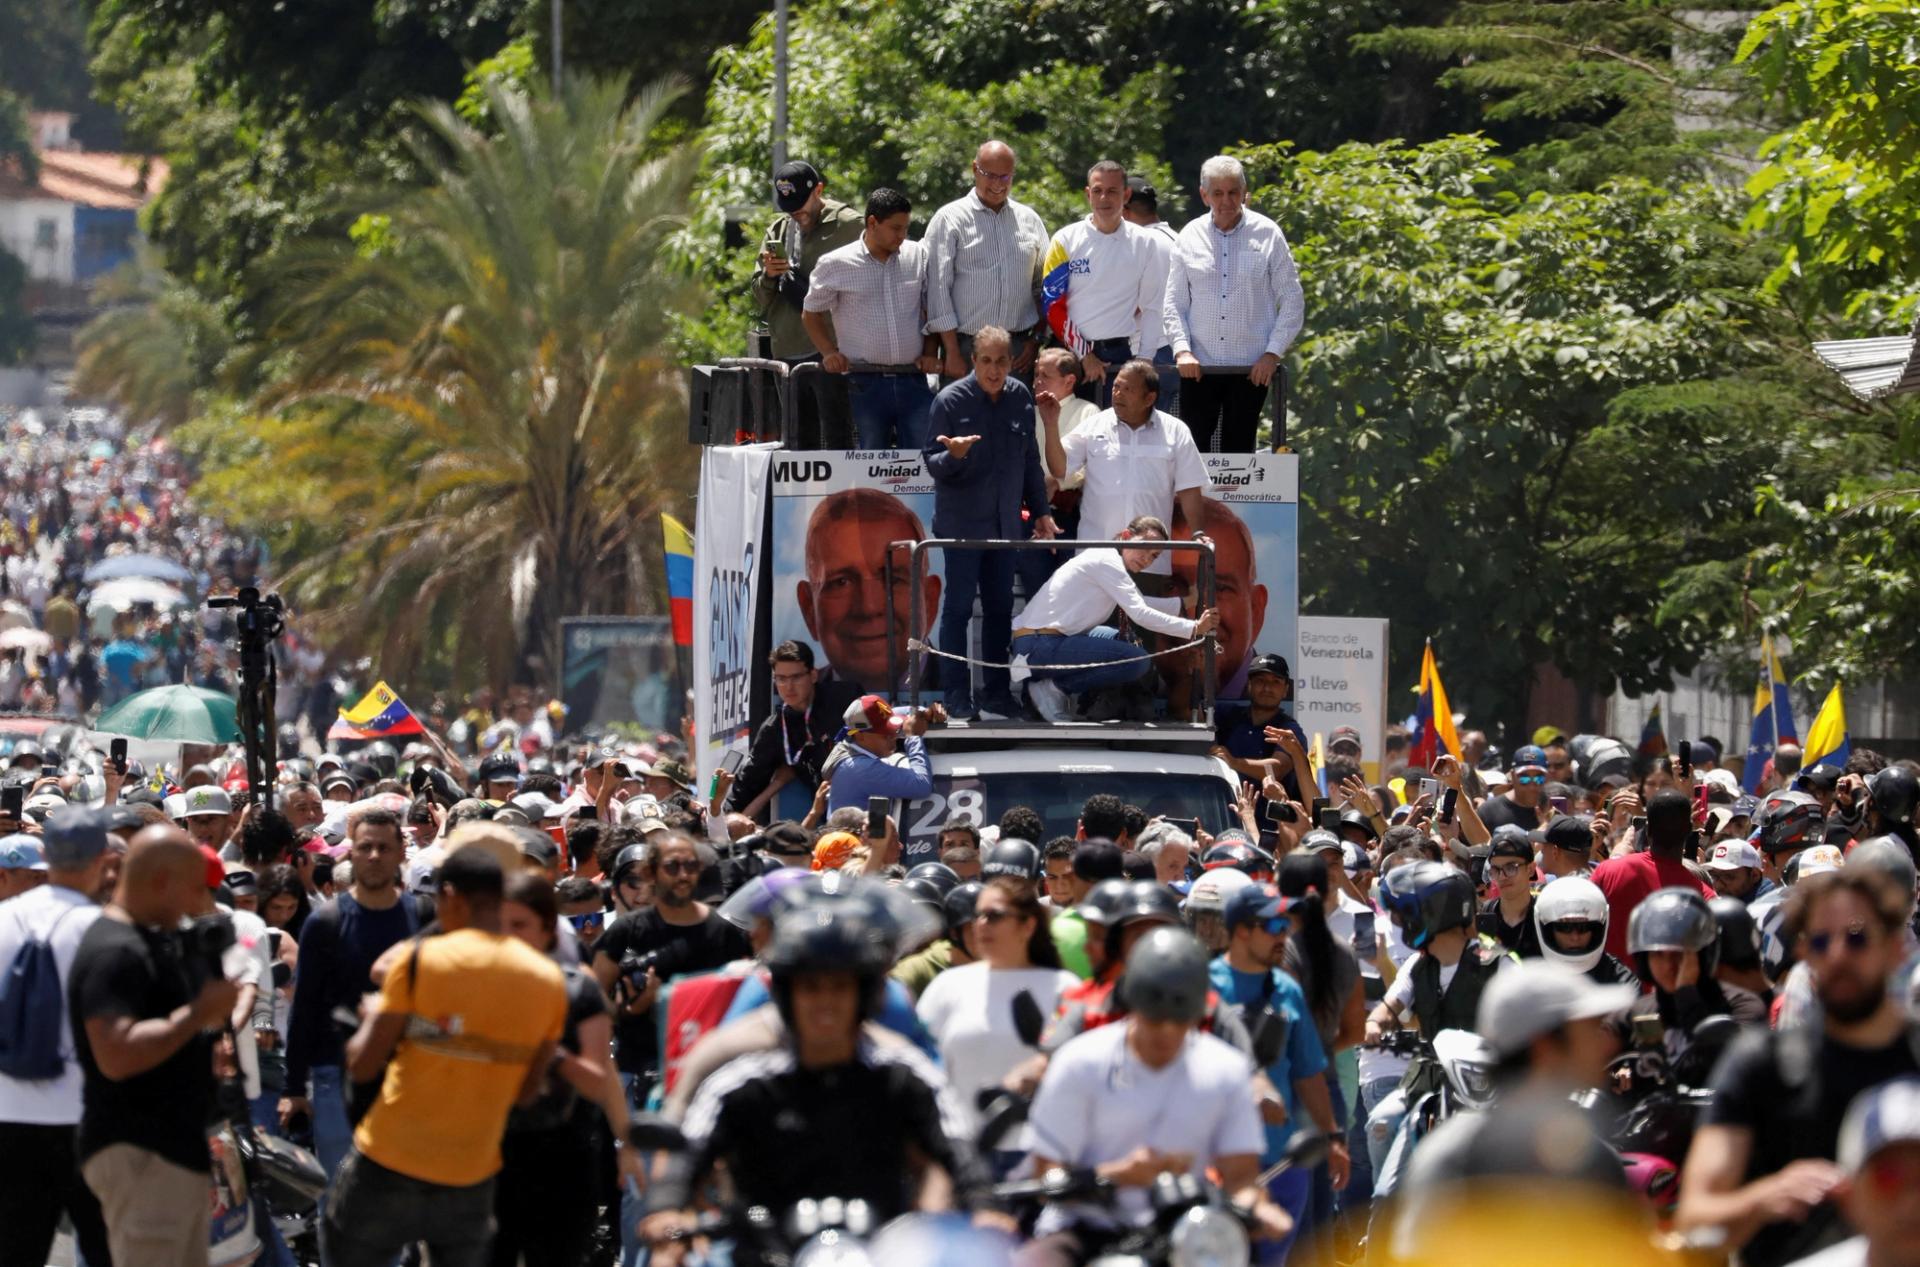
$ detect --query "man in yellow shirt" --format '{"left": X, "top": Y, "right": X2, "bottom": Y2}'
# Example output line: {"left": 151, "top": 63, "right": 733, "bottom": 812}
{"left": 323, "top": 846, "right": 567, "bottom": 1267}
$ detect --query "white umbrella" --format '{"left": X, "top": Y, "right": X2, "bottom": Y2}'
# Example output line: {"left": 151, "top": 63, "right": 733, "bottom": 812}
{"left": 0, "top": 627, "right": 51, "bottom": 652}
{"left": 0, "top": 600, "right": 30, "bottom": 633}
{"left": 85, "top": 576, "right": 191, "bottom": 612}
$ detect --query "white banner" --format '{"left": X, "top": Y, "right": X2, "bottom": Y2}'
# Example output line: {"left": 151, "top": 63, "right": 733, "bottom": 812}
{"left": 693, "top": 443, "right": 777, "bottom": 791}
{"left": 1293, "top": 616, "right": 1390, "bottom": 784}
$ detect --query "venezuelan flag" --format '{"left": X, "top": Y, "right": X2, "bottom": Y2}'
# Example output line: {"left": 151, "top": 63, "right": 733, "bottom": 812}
{"left": 663, "top": 513, "right": 694, "bottom": 648}
{"left": 1802, "top": 683, "right": 1850, "bottom": 771}
{"left": 1740, "top": 634, "right": 1799, "bottom": 792}
{"left": 1040, "top": 239, "right": 1088, "bottom": 358}
{"left": 1408, "top": 641, "right": 1461, "bottom": 770}
{"left": 329, "top": 681, "right": 426, "bottom": 741}
{"left": 1638, "top": 701, "right": 1668, "bottom": 758}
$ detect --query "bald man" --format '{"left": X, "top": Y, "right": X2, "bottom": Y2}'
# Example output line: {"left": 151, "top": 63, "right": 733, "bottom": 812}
{"left": 796, "top": 486, "right": 943, "bottom": 693}
{"left": 925, "top": 139, "right": 1052, "bottom": 381}
{"left": 69, "top": 825, "right": 241, "bottom": 1266}
{"left": 1170, "top": 494, "right": 1269, "bottom": 700}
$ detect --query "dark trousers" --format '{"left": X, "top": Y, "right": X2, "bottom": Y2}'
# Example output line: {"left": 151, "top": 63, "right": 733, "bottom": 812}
{"left": 1180, "top": 371, "right": 1269, "bottom": 452}
{"left": 0, "top": 1120, "right": 112, "bottom": 1267}
{"left": 784, "top": 356, "right": 852, "bottom": 450}
{"left": 321, "top": 1148, "right": 495, "bottom": 1267}
{"left": 939, "top": 547, "right": 1016, "bottom": 710}
{"left": 1074, "top": 337, "right": 1137, "bottom": 408}
{"left": 489, "top": 1128, "right": 596, "bottom": 1267}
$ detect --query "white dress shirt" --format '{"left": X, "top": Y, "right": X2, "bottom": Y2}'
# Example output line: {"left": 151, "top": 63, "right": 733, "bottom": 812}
{"left": 1056, "top": 408, "right": 1210, "bottom": 575}
{"left": 1034, "top": 393, "right": 1098, "bottom": 491}
{"left": 1045, "top": 218, "right": 1164, "bottom": 349}
{"left": 1013, "top": 548, "right": 1195, "bottom": 640}
{"left": 804, "top": 235, "right": 929, "bottom": 365}
{"left": 924, "top": 190, "right": 1049, "bottom": 336}
{"left": 1163, "top": 208, "right": 1305, "bottom": 365}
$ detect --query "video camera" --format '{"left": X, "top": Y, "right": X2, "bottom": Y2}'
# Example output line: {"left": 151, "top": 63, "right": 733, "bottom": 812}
{"left": 179, "top": 912, "right": 237, "bottom": 992}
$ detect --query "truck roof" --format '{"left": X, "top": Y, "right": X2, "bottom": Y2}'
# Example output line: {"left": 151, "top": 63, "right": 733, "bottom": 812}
{"left": 920, "top": 718, "right": 1218, "bottom": 757}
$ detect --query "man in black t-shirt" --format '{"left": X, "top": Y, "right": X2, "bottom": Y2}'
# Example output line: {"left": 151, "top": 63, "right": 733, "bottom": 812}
{"left": 1477, "top": 828, "right": 1541, "bottom": 958}
{"left": 1477, "top": 745, "right": 1550, "bottom": 834}
{"left": 69, "top": 826, "right": 242, "bottom": 1267}
{"left": 1677, "top": 869, "right": 1920, "bottom": 1267}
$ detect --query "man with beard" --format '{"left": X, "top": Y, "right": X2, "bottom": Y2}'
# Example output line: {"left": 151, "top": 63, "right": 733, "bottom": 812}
{"left": 1677, "top": 869, "right": 1920, "bottom": 1267}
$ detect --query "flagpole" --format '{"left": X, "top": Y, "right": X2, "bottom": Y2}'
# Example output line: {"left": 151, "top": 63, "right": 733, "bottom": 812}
{"left": 1763, "top": 633, "right": 1781, "bottom": 757}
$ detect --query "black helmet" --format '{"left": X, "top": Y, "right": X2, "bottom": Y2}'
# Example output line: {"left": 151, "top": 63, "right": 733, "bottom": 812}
{"left": 1627, "top": 887, "right": 1720, "bottom": 983}
{"left": 897, "top": 877, "right": 948, "bottom": 916}
{"left": 1377, "top": 861, "right": 1475, "bottom": 949}
{"left": 1709, "top": 896, "right": 1762, "bottom": 972}
{"left": 1077, "top": 878, "right": 1135, "bottom": 928}
{"left": 1868, "top": 766, "right": 1918, "bottom": 826}
{"left": 981, "top": 838, "right": 1042, "bottom": 882}
{"left": 1116, "top": 927, "right": 1211, "bottom": 1022}
{"left": 1201, "top": 841, "right": 1268, "bottom": 878}
{"left": 943, "top": 881, "right": 983, "bottom": 937}
{"left": 1848, "top": 836, "right": 1919, "bottom": 905}
{"left": 1336, "top": 808, "right": 1378, "bottom": 842}
{"left": 610, "top": 844, "right": 649, "bottom": 887}
{"left": 363, "top": 740, "right": 399, "bottom": 777}
{"left": 1115, "top": 879, "right": 1183, "bottom": 929}
{"left": 1573, "top": 735, "right": 1633, "bottom": 791}
{"left": 765, "top": 900, "right": 894, "bottom": 1026}
{"left": 905, "top": 862, "right": 962, "bottom": 897}
{"left": 1758, "top": 790, "right": 1824, "bottom": 854}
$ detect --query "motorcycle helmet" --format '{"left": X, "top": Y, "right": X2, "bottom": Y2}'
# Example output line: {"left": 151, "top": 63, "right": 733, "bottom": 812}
{"left": 980, "top": 838, "right": 1042, "bottom": 883}
{"left": 1626, "top": 887, "right": 1720, "bottom": 984}
{"left": 609, "top": 844, "right": 649, "bottom": 888}
{"left": 1848, "top": 836, "right": 1919, "bottom": 909}
{"left": 362, "top": 740, "right": 399, "bottom": 778}
{"left": 943, "top": 881, "right": 983, "bottom": 939}
{"left": 1103, "top": 879, "right": 1185, "bottom": 963}
{"left": 1116, "top": 928, "right": 1211, "bottom": 1023}
{"left": 1572, "top": 735, "right": 1633, "bottom": 791}
{"left": 1201, "top": 841, "right": 1271, "bottom": 880}
{"left": 1708, "top": 896, "right": 1762, "bottom": 972}
{"left": 1757, "top": 790, "right": 1824, "bottom": 855}
{"left": 1076, "top": 878, "right": 1135, "bottom": 929}
{"left": 1378, "top": 860, "right": 1475, "bottom": 950}
{"left": 765, "top": 899, "right": 894, "bottom": 1026}
{"left": 905, "top": 861, "right": 962, "bottom": 897}
{"left": 1533, "top": 876, "right": 1610, "bottom": 973}
{"left": 1336, "top": 808, "right": 1378, "bottom": 842}
{"left": 1868, "top": 766, "right": 1918, "bottom": 826}
{"left": 1755, "top": 894, "right": 1795, "bottom": 981}
{"left": 897, "top": 877, "right": 948, "bottom": 918}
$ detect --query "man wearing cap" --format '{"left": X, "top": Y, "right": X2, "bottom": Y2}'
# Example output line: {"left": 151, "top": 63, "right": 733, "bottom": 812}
{"left": 0, "top": 834, "right": 49, "bottom": 900}
{"left": 1121, "top": 176, "right": 1182, "bottom": 415}
{"left": 1211, "top": 652, "right": 1310, "bottom": 802}
{"left": 1707, "top": 838, "right": 1772, "bottom": 905}
{"left": 753, "top": 160, "right": 862, "bottom": 447}
{"left": 820, "top": 695, "right": 941, "bottom": 815}
{"left": 924, "top": 140, "right": 1051, "bottom": 382}
{"left": 1787, "top": 1077, "right": 1920, "bottom": 1267}
{"left": 1477, "top": 827, "right": 1542, "bottom": 958}
{"left": 1207, "top": 882, "right": 1343, "bottom": 1263}
{"left": 179, "top": 783, "right": 234, "bottom": 854}
{"left": 0, "top": 808, "right": 113, "bottom": 1267}
{"left": 1538, "top": 814, "right": 1598, "bottom": 878}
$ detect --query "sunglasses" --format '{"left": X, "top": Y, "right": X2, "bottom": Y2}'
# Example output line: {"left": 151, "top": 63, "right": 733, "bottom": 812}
{"left": 567, "top": 911, "right": 605, "bottom": 932}
{"left": 1515, "top": 773, "right": 1546, "bottom": 785}
{"left": 656, "top": 859, "right": 700, "bottom": 876}
{"left": 1259, "top": 917, "right": 1293, "bottom": 937}
{"left": 1805, "top": 922, "right": 1873, "bottom": 958}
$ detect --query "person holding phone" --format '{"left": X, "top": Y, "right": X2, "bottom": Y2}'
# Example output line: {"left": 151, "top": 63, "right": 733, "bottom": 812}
{"left": 725, "top": 641, "right": 863, "bottom": 823}
{"left": 752, "top": 160, "right": 863, "bottom": 447}
{"left": 1210, "top": 653, "right": 1310, "bottom": 804}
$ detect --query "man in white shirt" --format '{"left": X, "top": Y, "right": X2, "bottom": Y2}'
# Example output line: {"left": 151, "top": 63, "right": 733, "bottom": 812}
{"left": 925, "top": 140, "right": 1051, "bottom": 382}
{"left": 1164, "top": 154, "right": 1306, "bottom": 453}
{"left": 0, "top": 807, "right": 112, "bottom": 1267}
{"left": 803, "top": 187, "right": 941, "bottom": 450}
{"left": 1009, "top": 516, "right": 1217, "bottom": 723}
{"left": 1041, "top": 161, "right": 1166, "bottom": 407}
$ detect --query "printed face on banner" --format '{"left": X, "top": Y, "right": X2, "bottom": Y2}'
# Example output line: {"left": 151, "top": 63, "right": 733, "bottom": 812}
{"left": 1170, "top": 453, "right": 1299, "bottom": 702}
{"left": 772, "top": 453, "right": 945, "bottom": 695}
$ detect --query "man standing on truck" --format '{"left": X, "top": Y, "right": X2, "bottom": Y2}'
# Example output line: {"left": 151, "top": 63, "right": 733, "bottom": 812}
{"left": 752, "top": 160, "right": 863, "bottom": 447}
{"left": 822, "top": 695, "right": 945, "bottom": 815}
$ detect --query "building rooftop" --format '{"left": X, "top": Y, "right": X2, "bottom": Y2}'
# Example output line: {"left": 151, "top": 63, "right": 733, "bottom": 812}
{"left": 1812, "top": 314, "right": 1920, "bottom": 403}
{"left": 0, "top": 148, "right": 169, "bottom": 211}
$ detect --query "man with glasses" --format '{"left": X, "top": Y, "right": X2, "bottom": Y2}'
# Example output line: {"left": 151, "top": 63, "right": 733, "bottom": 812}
{"left": 1477, "top": 828, "right": 1542, "bottom": 957}
{"left": 724, "top": 641, "right": 860, "bottom": 822}
{"left": 1477, "top": 743, "right": 1552, "bottom": 833}
{"left": 1543, "top": 739, "right": 1577, "bottom": 785}
{"left": 1008, "top": 514, "right": 1218, "bottom": 722}
{"left": 1679, "top": 868, "right": 1920, "bottom": 1267}
{"left": 925, "top": 140, "right": 1051, "bottom": 383}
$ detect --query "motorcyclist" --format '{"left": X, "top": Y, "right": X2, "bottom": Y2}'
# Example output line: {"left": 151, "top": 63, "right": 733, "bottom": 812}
{"left": 1612, "top": 887, "right": 1767, "bottom": 1063}
{"left": 1711, "top": 896, "right": 1775, "bottom": 1007}
{"left": 1018, "top": 928, "right": 1292, "bottom": 1267}
{"left": 1534, "top": 875, "right": 1637, "bottom": 987}
{"left": 1862, "top": 766, "right": 1918, "bottom": 862}
{"left": 643, "top": 898, "right": 1006, "bottom": 1265}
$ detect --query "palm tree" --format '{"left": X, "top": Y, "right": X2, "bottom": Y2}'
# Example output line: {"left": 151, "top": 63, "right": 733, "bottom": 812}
{"left": 253, "top": 76, "right": 701, "bottom": 687}
{"left": 73, "top": 249, "right": 232, "bottom": 430}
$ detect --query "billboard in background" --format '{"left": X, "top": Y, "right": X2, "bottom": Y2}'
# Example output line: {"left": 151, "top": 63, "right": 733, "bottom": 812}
{"left": 1174, "top": 452, "right": 1299, "bottom": 703}
{"left": 560, "top": 618, "right": 683, "bottom": 736}
{"left": 768, "top": 450, "right": 950, "bottom": 698}
{"left": 1293, "top": 616, "right": 1391, "bottom": 784}
{"left": 693, "top": 443, "right": 777, "bottom": 790}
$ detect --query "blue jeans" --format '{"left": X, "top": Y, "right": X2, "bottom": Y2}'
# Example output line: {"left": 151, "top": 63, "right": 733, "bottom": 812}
{"left": 1011, "top": 626, "right": 1150, "bottom": 695}
{"left": 1258, "top": 1164, "right": 1314, "bottom": 1266}
{"left": 1151, "top": 344, "right": 1181, "bottom": 417}
{"left": 310, "top": 1064, "right": 353, "bottom": 1223}
{"left": 939, "top": 547, "right": 1015, "bottom": 711}
{"left": 847, "top": 372, "right": 933, "bottom": 449}
{"left": 1078, "top": 337, "right": 1134, "bottom": 408}
{"left": 1341, "top": 1075, "right": 1400, "bottom": 1211}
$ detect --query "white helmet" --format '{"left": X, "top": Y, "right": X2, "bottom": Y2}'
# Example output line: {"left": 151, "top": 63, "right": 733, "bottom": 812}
{"left": 1533, "top": 876, "right": 1609, "bottom": 973}
{"left": 1183, "top": 867, "right": 1255, "bottom": 915}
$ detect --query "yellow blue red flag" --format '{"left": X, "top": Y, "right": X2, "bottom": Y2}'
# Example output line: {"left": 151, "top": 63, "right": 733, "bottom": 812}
{"left": 330, "top": 681, "right": 426, "bottom": 741}
{"left": 1802, "top": 683, "right": 1850, "bottom": 772}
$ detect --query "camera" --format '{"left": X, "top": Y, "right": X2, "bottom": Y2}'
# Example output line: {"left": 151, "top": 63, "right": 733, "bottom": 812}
{"left": 179, "top": 912, "right": 237, "bottom": 990}
{"left": 207, "top": 586, "right": 286, "bottom": 642}
{"left": 614, "top": 943, "right": 692, "bottom": 1005}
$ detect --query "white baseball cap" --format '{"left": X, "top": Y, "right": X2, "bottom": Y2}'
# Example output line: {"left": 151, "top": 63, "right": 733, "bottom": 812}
{"left": 180, "top": 786, "right": 233, "bottom": 818}
{"left": 1476, "top": 961, "right": 1639, "bottom": 1059}
{"left": 1706, "top": 840, "right": 1762, "bottom": 872}
{"left": 1797, "top": 844, "right": 1846, "bottom": 877}
{"left": 1839, "top": 1077, "right": 1920, "bottom": 1172}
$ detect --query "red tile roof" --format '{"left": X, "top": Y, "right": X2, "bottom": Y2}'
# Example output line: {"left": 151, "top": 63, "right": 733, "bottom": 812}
{"left": 0, "top": 150, "right": 169, "bottom": 211}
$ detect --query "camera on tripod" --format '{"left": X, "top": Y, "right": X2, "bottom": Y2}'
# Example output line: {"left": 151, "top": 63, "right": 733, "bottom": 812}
{"left": 206, "top": 586, "right": 286, "bottom": 643}
{"left": 206, "top": 586, "right": 289, "bottom": 806}
{"left": 179, "top": 912, "right": 238, "bottom": 991}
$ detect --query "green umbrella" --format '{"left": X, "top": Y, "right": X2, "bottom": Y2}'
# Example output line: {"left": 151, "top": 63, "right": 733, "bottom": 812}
{"left": 94, "top": 684, "right": 241, "bottom": 744}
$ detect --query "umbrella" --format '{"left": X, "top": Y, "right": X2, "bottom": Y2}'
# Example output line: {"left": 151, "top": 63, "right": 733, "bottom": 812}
{"left": 83, "top": 554, "right": 194, "bottom": 585}
{"left": 0, "top": 627, "right": 51, "bottom": 653}
{"left": 85, "top": 576, "right": 191, "bottom": 612}
{"left": 95, "top": 684, "right": 240, "bottom": 744}
{"left": 88, "top": 440, "right": 116, "bottom": 459}
{"left": 0, "top": 601, "right": 29, "bottom": 632}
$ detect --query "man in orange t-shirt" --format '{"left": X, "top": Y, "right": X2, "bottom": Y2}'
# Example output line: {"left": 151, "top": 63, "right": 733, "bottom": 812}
{"left": 324, "top": 846, "right": 566, "bottom": 1267}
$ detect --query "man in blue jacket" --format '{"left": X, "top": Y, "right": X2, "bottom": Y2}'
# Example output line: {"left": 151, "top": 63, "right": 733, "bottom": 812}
{"left": 822, "top": 694, "right": 943, "bottom": 814}
{"left": 923, "top": 325, "right": 1057, "bottom": 719}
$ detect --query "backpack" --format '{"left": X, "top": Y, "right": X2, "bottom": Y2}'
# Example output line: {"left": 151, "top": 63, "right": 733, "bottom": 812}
{"left": 0, "top": 904, "right": 88, "bottom": 1081}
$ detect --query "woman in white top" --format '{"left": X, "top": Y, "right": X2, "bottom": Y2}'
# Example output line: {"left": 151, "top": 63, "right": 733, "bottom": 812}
{"left": 915, "top": 876, "right": 1078, "bottom": 1169}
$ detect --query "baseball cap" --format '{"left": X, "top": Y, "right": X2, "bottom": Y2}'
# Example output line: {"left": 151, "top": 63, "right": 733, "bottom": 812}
{"left": 1540, "top": 815, "right": 1592, "bottom": 855}
{"left": 1488, "top": 826, "right": 1534, "bottom": 863}
{"left": 513, "top": 828, "right": 559, "bottom": 868}
{"left": 649, "top": 757, "right": 695, "bottom": 792}
{"left": 1247, "top": 653, "right": 1291, "bottom": 681}
{"left": 1795, "top": 844, "right": 1846, "bottom": 877}
{"left": 1729, "top": 795, "right": 1759, "bottom": 820}
{"left": 196, "top": 844, "right": 227, "bottom": 889}
{"left": 181, "top": 786, "right": 233, "bottom": 819}
{"left": 1513, "top": 744, "right": 1548, "bottom": 771}
{"left": 320, "top": 770, "right": 357, "bottom": 796}
{"left": 1301, "top": 830, "right": 1343, "bottom": 856}
{"left": 773, "top": 160, "right": 822, "bottom": 213}
{"left": 1222, "top": 882, "right": 1294, "bottom": 930}
{"left": 1796, "top": 764, "right": 1843, "bottom": 792}
{"left": 1838, "top": 1076, "right": 1920, "bottom": 1172}
{"left": 42, "top": 804, "right": 111, "bottom": 868}
{"left": 1124, "top": 175, "right": 1158, "bottom": 211}
{"left": 1476, "top": 961, "right": 1638, "bottom": 1059}
{"left": 1341, "top": 841, "right": 1371, "bottom": 875}
{"left": 223, "top": 866, "right": 258, "bottom": 897}
{"left": 0, "top": 836, "right": 47, "bottom": 872}
{"left": 843, "top": 695, "right": 901, "bottom": 736}
{"left": 1706, "top": 840, "right": 1762, "bottom": 872}
{"left": 104, "top": 805, "right": 145, "bottom": 836}
{"left": 1328, "top": 726, "right": 1363, "bottom": 754}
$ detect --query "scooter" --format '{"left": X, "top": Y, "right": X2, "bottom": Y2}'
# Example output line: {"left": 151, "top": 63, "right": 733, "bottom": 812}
{"left": 1576, "top": 1014, "right": 1738, "bottom": 1223}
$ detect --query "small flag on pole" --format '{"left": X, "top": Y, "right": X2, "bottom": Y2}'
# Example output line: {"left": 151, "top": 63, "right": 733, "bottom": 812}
{"left": 330, "top": 681, "right": 426, "bottom": 741}
{"left": 1408, "top": 640, "right": 1461, "bottom": 770}
{"left": 663, "top": 513, "right": 695, "bottom": 648}
{"left": 1802, "top": 683, "right": 1850, "bottom": 772}
{"left": 1638, "top": 701, "right": 1668, "bottom": 758}
{"left": 1741, "top": 633, "right": 1799, "bottom": 793}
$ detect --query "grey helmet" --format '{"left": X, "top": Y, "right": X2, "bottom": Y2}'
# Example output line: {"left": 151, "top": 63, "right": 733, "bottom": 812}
{"left": 1117, "top": 927, "right": 1212, "bottom": 1023}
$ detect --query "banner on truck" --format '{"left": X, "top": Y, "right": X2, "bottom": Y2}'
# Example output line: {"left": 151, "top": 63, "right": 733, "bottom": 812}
{"left": 693, "top": 443, "right": 777, "bottom": 790}
{"left": 1292, "top": 615, "right": 1390, "bottom": 784}
{"left": 560, "top": 617, "right": 683, "bottom": 736}
{"left": 768, "top": 450, "right": 951, "bottom": 699}
{"left": 1178, "top": 452, "right": 1299, "bottom": 703}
